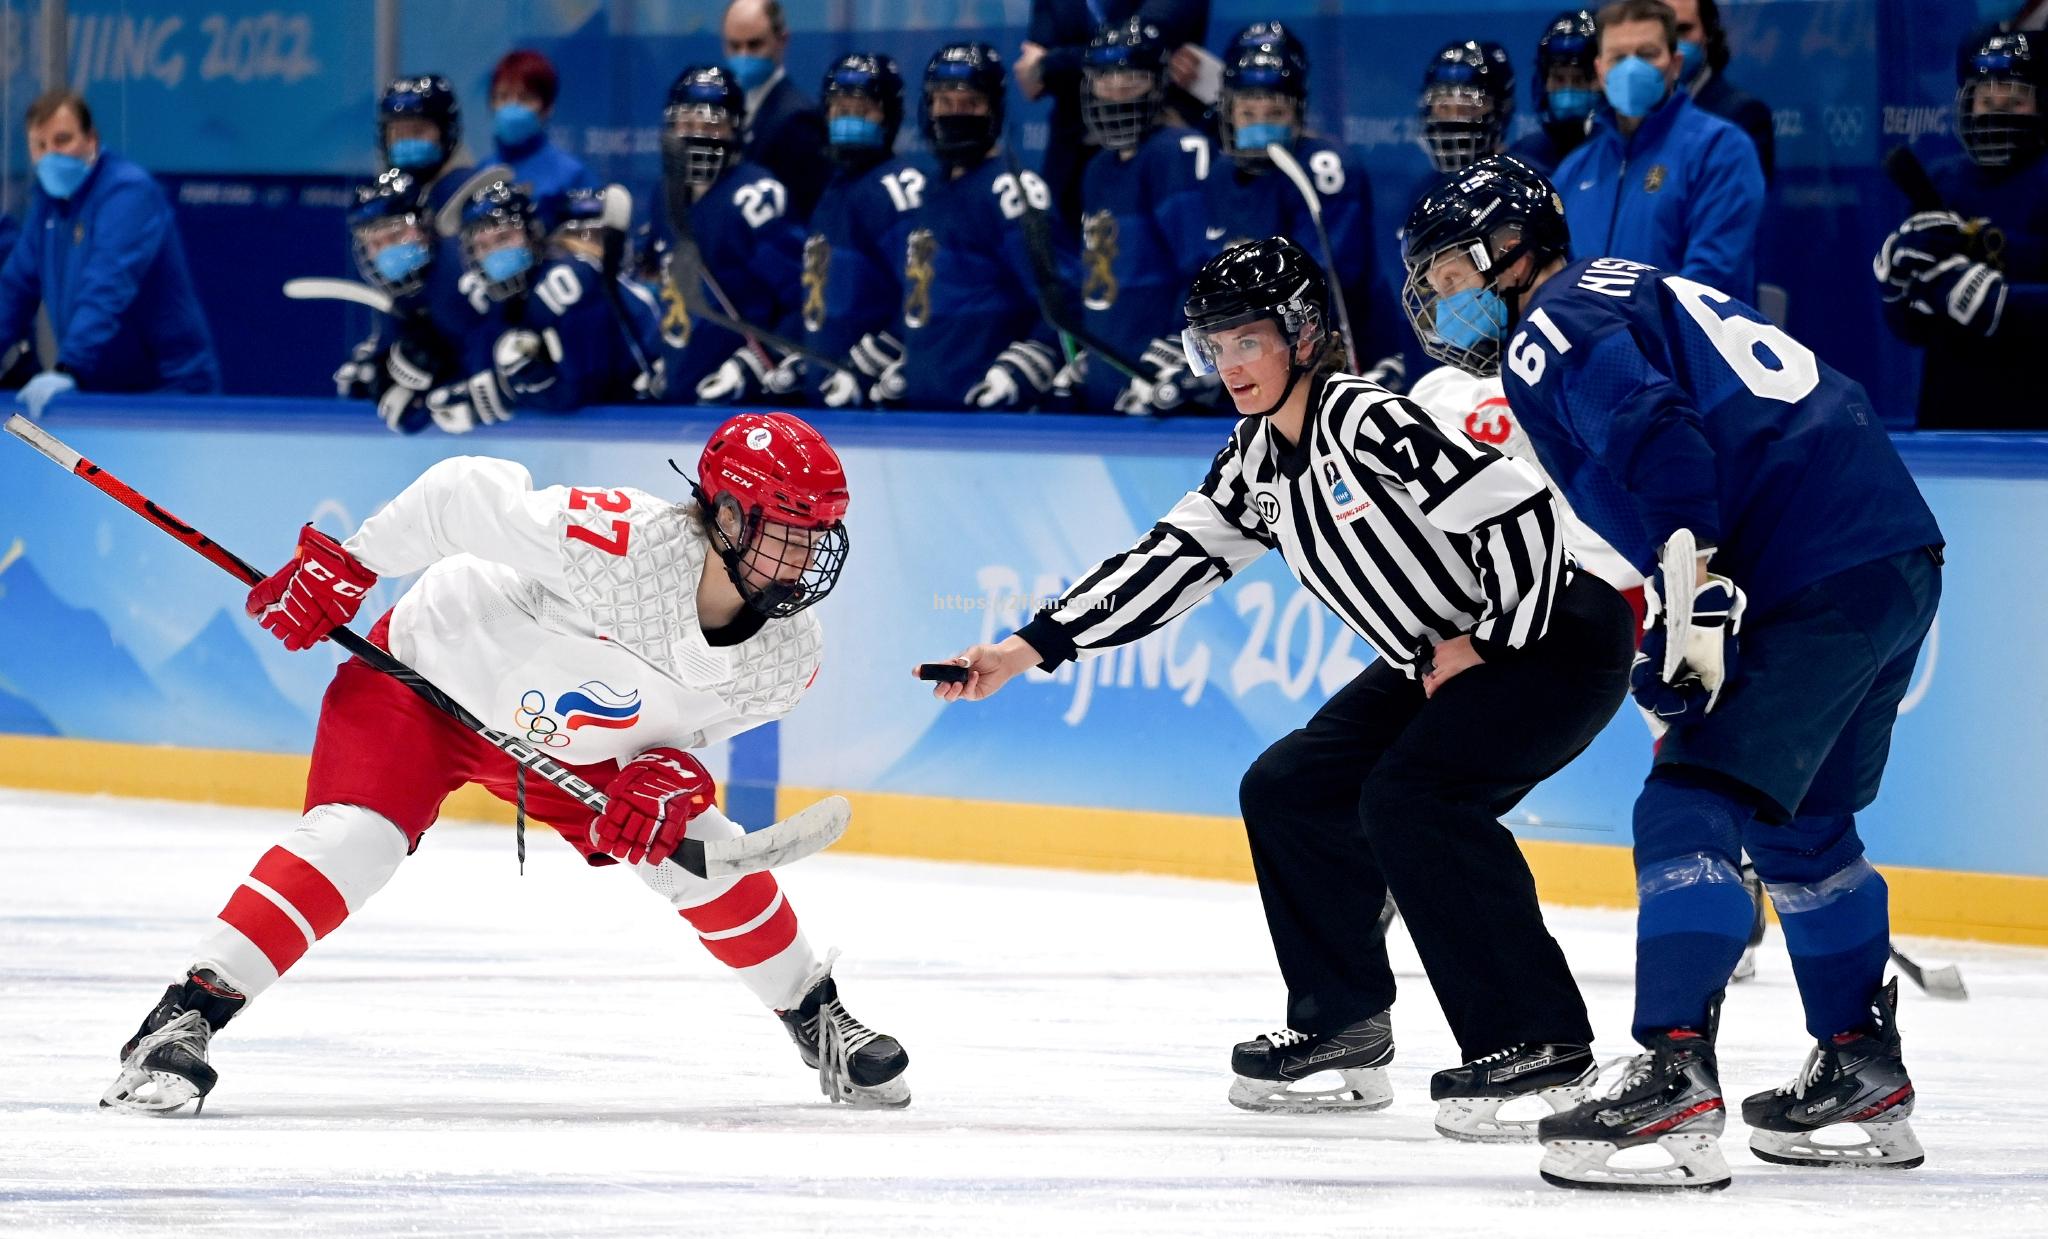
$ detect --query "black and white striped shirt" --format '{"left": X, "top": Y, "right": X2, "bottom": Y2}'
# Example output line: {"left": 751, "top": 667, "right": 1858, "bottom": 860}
{"left": 1017, "top": 375, "right": 1569, "bottom": 677}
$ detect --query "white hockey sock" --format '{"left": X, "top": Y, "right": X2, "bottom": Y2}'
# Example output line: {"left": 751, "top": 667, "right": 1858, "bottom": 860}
{"left": 188, "top": 803, "right": 409, "bottom": 999}
{"left": 633, "top": 812, "right": 819, "bottom": 1011}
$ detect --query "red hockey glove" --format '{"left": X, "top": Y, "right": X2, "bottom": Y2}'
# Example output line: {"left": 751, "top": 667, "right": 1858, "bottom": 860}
{"left": 244, "top": 525, "right": 379, "bottom": 651}
{"left": 590, "top": 747, "right": 716, "bottom": 866}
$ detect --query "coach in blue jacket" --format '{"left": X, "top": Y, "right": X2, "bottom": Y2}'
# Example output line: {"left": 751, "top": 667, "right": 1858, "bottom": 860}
{"left": 1552, "top": 0, "right": 1763, "bottom": 300}
{"left": 0, "top": 89, "right": 220, "bottom": 418}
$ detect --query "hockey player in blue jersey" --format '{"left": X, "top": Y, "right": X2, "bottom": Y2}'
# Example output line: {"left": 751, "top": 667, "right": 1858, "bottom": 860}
{"left": 734, "top": 52, "right": 921, "bottom": 410}
{"left": 870, "top": 42, "right": 1065, "bottom": 412}
{"left": 1874, "top": 27, "right": 2048, "bottom": 429}
{"left": 1511, "top": 11, "right": 1600, "bottom": 175}
{"left": 406, "top": 179, "right": 662, "bottom": 432}
{"left": 1401, "top": 156, "right": 1944, "bottom": 1191}
{"left": 376, "top": 76, "right": 479, "bottom": 341}
{"left": 643, "top": 65, "right": 807, "bottom": 403}
{"left": 1056, "top": 17, "right": 1218, "bottom": 414}
{"left": 1420, "top": 40, "right": 1517, "bottom": 177}
{"left": 1204, "top": 36, "right": 1406, "bottom": 388}
{"left": 332, "top": 168, "right": 474, "bottom": 433}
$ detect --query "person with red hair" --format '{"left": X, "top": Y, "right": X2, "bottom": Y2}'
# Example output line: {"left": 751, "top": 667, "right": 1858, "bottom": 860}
{"left": 489, "top": 48, "right": 593, "bottom": 199}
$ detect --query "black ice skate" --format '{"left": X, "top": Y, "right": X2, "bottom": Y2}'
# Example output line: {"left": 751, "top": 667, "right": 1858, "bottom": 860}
{"left": 778, "top": 955, "right": 910, "bottom": 1109}
{"left": 1227, "top": 1011, "right": 1394, "bottom": 1113}
{"left": 100, "top": 969, "right": 246, "bottom": 1115}
{"left": 1430, "top": 1043, "right": 1596, "bottom": 1142}
{"left": 1536, "top": 1028, "right": 1731, "bottom": 1191}
{"left": 1742, "top": 978, "right": 1923, "bottom": 1169}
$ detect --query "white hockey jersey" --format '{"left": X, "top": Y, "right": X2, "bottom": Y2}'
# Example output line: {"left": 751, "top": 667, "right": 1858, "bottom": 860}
{"left": 1407, "top": 365, "right": 1644, "bottom": 592}
{"left": 341, "top": 456, "right": 822, "bottom": 765}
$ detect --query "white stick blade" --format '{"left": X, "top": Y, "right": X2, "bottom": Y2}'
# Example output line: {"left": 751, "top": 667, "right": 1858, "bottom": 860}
{"left": 5, "top": 413, "right": 82, "bottom": 470}
{"left": 699, "top": 795, "right": 851, "bottom": 878}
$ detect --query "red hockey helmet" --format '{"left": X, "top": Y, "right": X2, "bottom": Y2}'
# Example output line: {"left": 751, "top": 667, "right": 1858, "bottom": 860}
{"left": 689, "top": 412, "right": 851, "bottom": 617}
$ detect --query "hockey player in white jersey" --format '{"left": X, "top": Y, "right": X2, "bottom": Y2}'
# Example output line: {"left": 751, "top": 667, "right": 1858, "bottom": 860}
{"left": 101, "top": 411, "right": 910, "bottom": 1114}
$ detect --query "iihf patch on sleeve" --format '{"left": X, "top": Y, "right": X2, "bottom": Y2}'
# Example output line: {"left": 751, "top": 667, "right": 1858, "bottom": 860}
{"left": 1320, "top": 459, "right": 1373, "bottom": 523}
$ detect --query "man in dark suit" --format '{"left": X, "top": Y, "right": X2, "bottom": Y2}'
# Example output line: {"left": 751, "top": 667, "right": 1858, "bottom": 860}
{"left": 1670, "top": 0, "right": 1774, "bottom": 181}
{"left": 1015, "top": 0, "right": 1209, "bottom": 225}
{"left": 722, "top": 0, "right": 829, "bottom": 221}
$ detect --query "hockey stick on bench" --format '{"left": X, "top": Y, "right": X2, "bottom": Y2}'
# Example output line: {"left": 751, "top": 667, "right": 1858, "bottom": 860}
{"left": 3, "top": 415, "right": 849, "bottom": 880}
{"left": 1266, "top": 144, "right": 1359, "bottom": 373}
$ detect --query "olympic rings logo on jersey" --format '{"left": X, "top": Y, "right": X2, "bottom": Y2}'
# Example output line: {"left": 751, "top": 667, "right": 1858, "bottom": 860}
{"left": 514, "top": 680, "right": 643, "bottom": 749}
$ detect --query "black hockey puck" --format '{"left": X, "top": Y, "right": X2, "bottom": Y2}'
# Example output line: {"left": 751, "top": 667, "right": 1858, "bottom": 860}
{"left": 916, "top": 662, "right": 971, "bottom": 683}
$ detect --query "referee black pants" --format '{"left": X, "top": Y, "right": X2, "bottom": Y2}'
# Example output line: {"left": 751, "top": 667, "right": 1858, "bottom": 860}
{"left": 1239, "top": 570, "right": 1634, "bottom": 1062}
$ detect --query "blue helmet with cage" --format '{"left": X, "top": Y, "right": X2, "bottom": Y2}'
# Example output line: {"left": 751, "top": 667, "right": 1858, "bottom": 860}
{"left": 920, "top": 42, "right": 1006, "bottom": 169}
{"left": 348, "top": 167, "right": 433, "bottom": 298}
{"left": 1533, "top": 11, "right": 1599, "bottom": 135}
{"left": 664, "top": 65, "right": 746, "bottom": 188}
{"left": 1418, "top": 40, "right": 1516, "bottom": 173}
{"left": 1399, "top": 155, "right": 1569, "bottom": 377}
{"left": 1957, "top": 28, "right": 2045, "bottom": 168}
{"left": 1220, "top": 41, "right": 1310, "bottom": 169}
{"left": 459, "top": 178, "right": 543, "bottom": 302}
{"left": 378, "top": 74, "right": 461, "bottom": 174}
{"left": 822, "top": 52, "right": 905, "bottom": 165}
{"left": 1083, "top": 17, "right": 1169, "bottom": 151}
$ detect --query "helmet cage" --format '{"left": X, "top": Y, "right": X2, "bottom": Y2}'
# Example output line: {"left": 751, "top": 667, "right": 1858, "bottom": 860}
{"left": 1400, "top": 230, "right": 1538, "bottom": 378}
{"left": 663, "top": 102, "right": 738, "bottom": 186}
{"left": 1421, "top": 86, "right": 1505, "bottom": 172}
{"left": 352, "top": 211, "right": 432, "bottom": 299}
{"left": 1218, "top": 89, "right": 1302, "bottom": 169}
{"left": 694, "top": 486, "right": 851, "bottom": 620}
{"left": 1957, "top": 78, "right": 2045, "bottom": 167}
{"left": 1082, "top": 67, "right": 1163, "bottom": 150}
{"left": 462, "top": 213, "right": 540, "bottom": 302}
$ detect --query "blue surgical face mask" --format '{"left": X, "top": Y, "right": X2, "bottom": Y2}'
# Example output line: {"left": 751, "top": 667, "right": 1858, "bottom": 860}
{"left": 1547, "top": 88, "right": 1598, "bottom": 122}
{"left": 493, "top": 103, "right": 542, "bottom": 147}
{"left": 372, "top": 239, "right": 430, "bottom": 283}
{"left": 727, "top": 54, "right": 775, "bottom": 91}
{"left": 35, "top": 151, "right": 91, "bottom": 199}
{"left": 1676, "top": 39, "right": 1704, "bottom": 83}
{"left": 480, "top": 245, "right": 534, "bottom": 284}
{"left": 1234, "top": 122, "right": 1293, "bottom": 153}
{"left": 1435, "top": 286, "right": 1509, "bottom": 350}
{"left": 828, "top": 115, "right": 884, "bottom": 149}
{"left": 1604, "top": 55, "right": 1669, "bottom": 118}
{"left": 387, "top": 136, "right": 441, "bottom": 170}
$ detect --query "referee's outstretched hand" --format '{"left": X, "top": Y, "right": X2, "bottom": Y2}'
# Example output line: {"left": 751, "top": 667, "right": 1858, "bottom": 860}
{"left": 916, "top": 636, "right": 1043, "bottom": 703}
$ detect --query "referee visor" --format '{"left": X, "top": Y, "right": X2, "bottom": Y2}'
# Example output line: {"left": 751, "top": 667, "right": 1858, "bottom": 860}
{"left": 1182, "top": 311, "right": 1288, "bottom": 377}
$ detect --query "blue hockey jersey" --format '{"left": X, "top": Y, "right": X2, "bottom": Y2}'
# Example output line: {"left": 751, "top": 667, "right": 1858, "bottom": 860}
{"left": 801, "top": 154, "right": 924, "bottom": 391}
{"left": 892, "top": 155, "right": 1064, "bottom": 410}
{"left": 459, "top": 252, "right": 662, "bottom": 411}
{"left": 643, "top": 159, "right": 806, "bottom": 395}
{"left": 1502, "top": 256, "right": 1941, "bottom": 616}
{"left": 1203, "top": 136, "right": 1402, "bottom": 364}
{"left": 1076, "top": 125, "right": 1215, "bottom": 409}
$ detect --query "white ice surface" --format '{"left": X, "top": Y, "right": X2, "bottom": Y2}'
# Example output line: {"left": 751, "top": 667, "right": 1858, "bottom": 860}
{"left": 2, "top": 788, "right": 2045, "bottom": 1238}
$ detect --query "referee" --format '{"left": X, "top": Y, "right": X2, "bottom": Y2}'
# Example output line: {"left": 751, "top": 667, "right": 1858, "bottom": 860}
{"left": 922, "top": 238, "right": 1635, "bottom": 1138}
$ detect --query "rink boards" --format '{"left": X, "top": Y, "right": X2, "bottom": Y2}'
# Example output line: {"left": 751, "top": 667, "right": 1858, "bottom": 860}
{"left": 1, "top": 399, "right": 2043, "bottom": 943}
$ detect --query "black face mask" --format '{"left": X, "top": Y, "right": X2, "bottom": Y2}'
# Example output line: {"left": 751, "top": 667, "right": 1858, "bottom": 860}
{"left": 927, "top": 113, "right": 995, "bottom": 166}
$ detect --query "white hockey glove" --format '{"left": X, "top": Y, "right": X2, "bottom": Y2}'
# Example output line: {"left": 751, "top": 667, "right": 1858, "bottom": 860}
{"left": 632, "top": 356, "right": 668, "bottom": 401}
{"left": 818, "top": 363, "right": 864, "bottom": 408}
{"left": 334, "top": 338, "right": 378, "bottom": 399}
{"left": 1629, "top": 530, "right": 1747, "bottom": 725}
{"left": 1049, "top": 350, "right": 1089, "bottom": 401}
{"left": 425, "top": 370, "right": 515, "bottom": 434}
{"left": 847, "top": 330, "right": 903, "bottom": 381}
{"left": 695, "top": 344, "right": 774, "bottom": 403}
{"left": 1873, "top": 211, "right": 1973, "bottom": 303}
{"left": 868, "top": 358, "right": 908, "bottom": 406}
{"left": 1910, "top": 255, "right": 2007, "bottom": 339}
{"left": 762, "top": 354, "right": 806, "bottom": 396}
{"left": 1113, "top": 337, "right": 1204, "bottom": 415}
{"left": 964, "top": 340, "right": 1060, "bottom": 409}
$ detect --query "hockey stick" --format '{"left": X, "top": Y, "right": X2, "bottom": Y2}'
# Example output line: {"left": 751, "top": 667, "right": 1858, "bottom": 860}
{"left": 582, "top": 184, "right": 659, "bottom": 395}
{"left": 1265, "top": 144, "right": 1359, "bottom": 372}
{"left": 3, "top": 415, "right": 849, "bottom": 880}
{"left": 433, "top": 162, "right": 516, "bottom": 239}
{"left": 284, "top": 277, "right": 394, "bottom": 314}
{"left": 1890, "top": 943, "right": 1968, "bottom": 1001}
{"left": 997, "top": 123, "right": 1161, "bottom": 392}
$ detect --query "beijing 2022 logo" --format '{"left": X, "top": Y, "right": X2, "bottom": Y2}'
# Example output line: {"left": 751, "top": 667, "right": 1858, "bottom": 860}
{"left": 514, "top": 680, "right": 642, "bottom": 748}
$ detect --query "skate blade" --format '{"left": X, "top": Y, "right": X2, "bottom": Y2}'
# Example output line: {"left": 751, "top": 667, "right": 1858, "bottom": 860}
{"left": 99, "top": 1066, "right": 203, "bottom": 1115}
{"left": 1228, "top": 1067, "right": 1393, "bottom": 1114}
{"left": 825, "top": 1076, "right": 911, "bottom": 1109}
{"left": 1539, "top": 1132, "right": 1732, "bottom": 1191}
{"left": 1749, "top": 1117, "right": 1924, "bottom": 1169}
{"left": 1434, "top": 1079, "right": 1590, "bottom": 1143}
{"left": 1730, "top": 947, "right": 1758, "bottom": 983}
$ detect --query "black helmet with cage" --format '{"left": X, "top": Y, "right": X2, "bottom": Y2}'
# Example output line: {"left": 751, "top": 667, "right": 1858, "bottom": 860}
{"left": 1181, "top": 236, "right": 1331, "bottom": 418}
{"left": 1419, "top": 40, "right": 1516, "bottom": 173}
{"left": 1083, "top": 16, "right": 1170, "bottom": 151}
{"left": 1956, "top": 27, "right": 2045, "bottom": 168}
{"left": 1398, "top": 155, "right": 1571, "bottom": 377}
{"left": 663, "top": 65, "right": 746, "bottom": 188}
